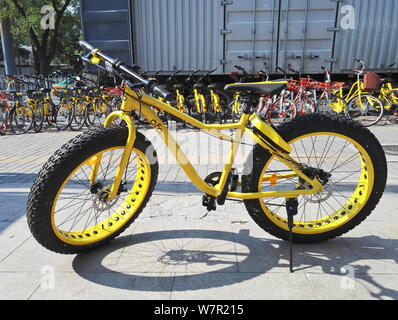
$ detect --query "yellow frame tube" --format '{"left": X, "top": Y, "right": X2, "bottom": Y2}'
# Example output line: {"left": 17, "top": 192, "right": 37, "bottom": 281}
{"left": 88, "top": 110, "right": 137, "bottom": 199}
{"left": 100, "top": 85, "right": 323, "bottom": 200}
{"left": 261, "top": 172, "right": 298, "bottom": 182}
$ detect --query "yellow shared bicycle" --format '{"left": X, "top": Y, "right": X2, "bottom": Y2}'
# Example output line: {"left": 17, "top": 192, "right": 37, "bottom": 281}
{"left": 332, "top": 58, "right": 384, "bottom": 126}
{"left": 26, "top": 42, "right": 387, "bottom": 272}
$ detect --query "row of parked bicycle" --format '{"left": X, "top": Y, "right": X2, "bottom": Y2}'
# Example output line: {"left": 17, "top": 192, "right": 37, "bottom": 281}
{"left": 158, "top": 59, "right": 398, "bottom": 127}
{"left": 0, "top": 73, "right": 123, "bottom": 135}
{"left": 1, "top": 58, "right": 398, "bottom": 135}
{"left": 172, "top": 59, "right": 398, "bottom": 127}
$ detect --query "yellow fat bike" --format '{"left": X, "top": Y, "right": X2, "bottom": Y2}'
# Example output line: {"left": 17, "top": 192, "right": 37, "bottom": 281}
{"left": 27, "top": 42, "right": 387, "bottom": 273}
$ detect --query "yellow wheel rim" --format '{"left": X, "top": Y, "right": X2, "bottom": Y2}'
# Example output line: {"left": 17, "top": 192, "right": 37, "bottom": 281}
{"left": 51, "top": 146, "right": 151, "bottom": 245}
{"left": 258, "top": 132, "right": 374, "bottom": 234}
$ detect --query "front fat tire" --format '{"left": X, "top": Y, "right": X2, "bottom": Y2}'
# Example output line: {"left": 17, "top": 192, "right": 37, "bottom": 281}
{"left": 26, "top": 126, "right": 159, "bottom": 254}
{"left": 242, "top": 113, "right": 387, "bottom": 243}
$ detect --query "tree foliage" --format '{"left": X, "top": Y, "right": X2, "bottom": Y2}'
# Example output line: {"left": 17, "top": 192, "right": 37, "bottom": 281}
{"left": 0, "top": 0, "right": 81, "bottom": 74}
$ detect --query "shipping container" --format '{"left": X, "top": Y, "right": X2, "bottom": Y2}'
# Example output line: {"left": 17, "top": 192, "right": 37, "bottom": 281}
{"left": 80, "top": 0, "right": 133, "bottom": 65}
{"left": 80, "top": 0, "right": 398, "bottom": 76}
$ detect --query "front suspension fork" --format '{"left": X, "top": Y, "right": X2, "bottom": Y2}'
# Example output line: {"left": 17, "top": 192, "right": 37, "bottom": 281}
{"left": 88, "top": 110, "right": 136, "bottom": 199}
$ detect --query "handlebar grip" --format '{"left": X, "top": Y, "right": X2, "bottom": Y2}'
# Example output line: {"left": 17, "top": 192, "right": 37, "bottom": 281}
{"left": 79, "top": 40, "right": 95, "bottom": 52}
{"left": 152, "top": 84, "right": 175, "bottom": 101}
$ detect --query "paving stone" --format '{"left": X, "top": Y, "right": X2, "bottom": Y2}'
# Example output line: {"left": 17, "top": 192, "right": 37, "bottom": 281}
{"left": 0, "top": 124, "right": 397, "bottom": 299}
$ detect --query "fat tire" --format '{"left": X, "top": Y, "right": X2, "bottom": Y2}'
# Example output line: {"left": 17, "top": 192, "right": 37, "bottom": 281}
{"left": 242, "top": 113, "right": 387, "bottom": 243}
{"left": 26, "top": 126, "right": 159, "bottom": 254}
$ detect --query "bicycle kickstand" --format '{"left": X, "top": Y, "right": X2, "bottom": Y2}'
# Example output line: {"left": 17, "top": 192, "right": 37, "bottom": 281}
{"left": 286, "top": 198, "right": 298, "bottom": 273}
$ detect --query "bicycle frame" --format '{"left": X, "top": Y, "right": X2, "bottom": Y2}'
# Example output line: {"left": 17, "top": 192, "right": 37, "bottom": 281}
{"left": 89, "top": 85, "right": 324, "bottom": 201}
{"left": 344, "top": 80, "right": 362, "bottom": 102}
{"left": 209, "top": 88, "right": 221, "bottom": 113}
{"left": 175, "top": 89, "right": 186, "bottom": 112}
{"left": 232, "top": 92, "right": 241, "bottom": 115}
{"left": 378, "top": 82, "right": 396, "bottom": 111}
{"left": 193, "top": 88, "right": 207, "bottom": 113}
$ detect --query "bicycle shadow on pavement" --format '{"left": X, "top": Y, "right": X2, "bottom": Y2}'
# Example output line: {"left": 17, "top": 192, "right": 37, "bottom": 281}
{"left": 0, "top": 172, "right": 38, "bottom": 184}
{"left": 72, "top": 229, "right": 398, "bottom": 299}
{"left": 0, "top": 178, "right": 35, "bottom": 226}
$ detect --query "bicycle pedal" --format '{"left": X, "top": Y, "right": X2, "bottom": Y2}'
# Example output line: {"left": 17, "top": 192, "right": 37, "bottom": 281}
{"left": 202, "top": 194, "right": 216, "bottom": 211}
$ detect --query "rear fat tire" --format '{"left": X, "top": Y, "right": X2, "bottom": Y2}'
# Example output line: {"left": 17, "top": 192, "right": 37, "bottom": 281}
{"left": 242, "top": 113, "right": 387, "bottom": 243}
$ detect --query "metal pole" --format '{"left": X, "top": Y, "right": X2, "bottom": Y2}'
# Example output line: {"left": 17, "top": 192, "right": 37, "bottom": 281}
{"left": 283, "top": 0, "right": 289, "bottom": 72}
{"left": 300, "top": 0, "right": 309, "bottom": 75}
{"left": 270, "top": 0, "right": 276, "bottom": 72}
{"left": 0, "top": 18, "right": 17, "bottom": 75}
{"left": 251, "top": 0, "right": 257, "bottom": 73}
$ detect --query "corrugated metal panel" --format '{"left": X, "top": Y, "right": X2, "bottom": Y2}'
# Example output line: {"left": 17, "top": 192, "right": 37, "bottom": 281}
{"left": 79, "top": 0, "right": 398, "bottom": 75}
{"left": 224, "top": 0, "right": 279, "bottom": 74}
{"left": 333, "top": 0, "right": 398, "bottom": 73}
{"left": 224, "top": 0, "right": 338, "bottom": 75}
{"left": 131, "top": 0, "right": 224, "bottom": 73}
{"left": 278, "top": 0, "right": 337, "bottom": 74}
{"left": 80, "top": 0, "right": 133, "bottom": 65}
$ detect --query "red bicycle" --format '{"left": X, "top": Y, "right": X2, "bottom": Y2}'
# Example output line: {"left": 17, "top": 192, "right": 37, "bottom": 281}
{"left": 284, "top": 65, "right": 316, "bottom": 115}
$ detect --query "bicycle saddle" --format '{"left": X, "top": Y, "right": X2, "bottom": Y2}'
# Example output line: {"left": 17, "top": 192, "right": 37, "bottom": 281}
{"left": 224, "top": 81, "right": 287, "bottom": 96}
{"left": 26, "top": 89, "right": 42, "bottom": 97}
{"left": 193, "top": 83, "right": 204, "bottom": 89}
{"left": 379, "top": 78, "right": 391, "bottom": 84}
{"left": 40, "top": 88, "right": 51, "bottom": 93}
{"left": 173, "top": 84, "right": 184, "bottom": 89}
{"left": 208, "top": 84, "right": 217, "bottom": 89}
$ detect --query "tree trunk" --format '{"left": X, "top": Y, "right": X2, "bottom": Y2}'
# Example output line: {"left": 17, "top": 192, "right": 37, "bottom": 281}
{"left": 33, "top": 47, "right": 50, "bottom": 76}
{"left": 39, "top": 55, "right": 50, "bottom": 76}
{"left": 32, "top": 47, "right": 41, "bottom": 75}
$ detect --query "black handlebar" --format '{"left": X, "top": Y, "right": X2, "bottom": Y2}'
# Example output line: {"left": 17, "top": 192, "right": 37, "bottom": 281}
{"left": 353, "top": 57, "right": 365, "bottom": 72}
{"left": 78, "top": 40, "right": 174, "bottom": 101}
{"left": 288, "top": 64, "right": 299, "bottom": 74}
{"left": 276, "top": 66, "right": 287, "bottom": 75}
{"left": 234, "top": 65, "right": 248, "bottom": 74}
{"left": 206, "top": 68, "right": 217, "bottom": 75}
